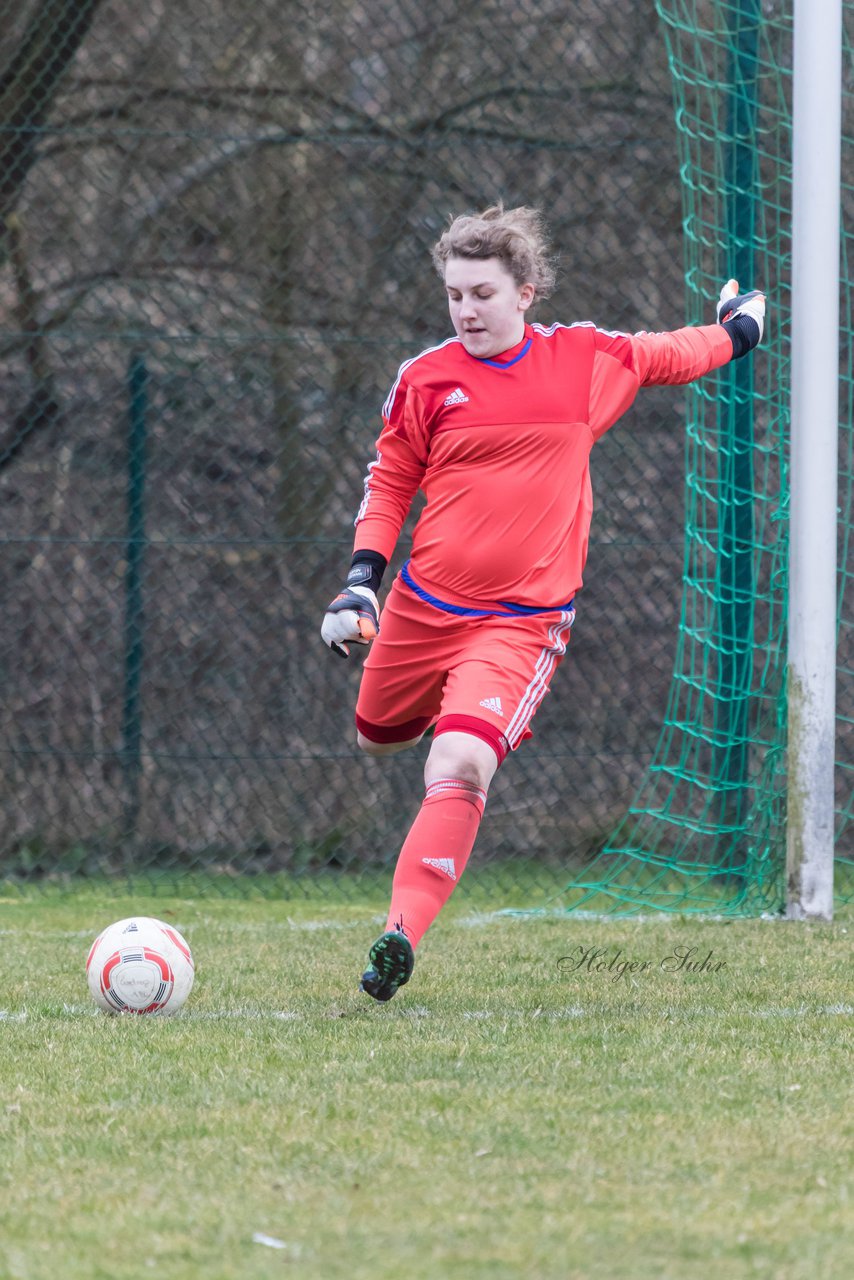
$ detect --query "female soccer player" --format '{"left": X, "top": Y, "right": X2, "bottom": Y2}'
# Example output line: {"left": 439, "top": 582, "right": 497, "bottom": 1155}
{"left": 321, "top": 204, "right": 765, "bottom": 1001}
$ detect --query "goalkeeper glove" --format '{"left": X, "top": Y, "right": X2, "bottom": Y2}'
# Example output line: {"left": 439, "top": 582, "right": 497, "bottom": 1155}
{"left": 716, "top": 278, "right": 765, "bottom": 358}
{"left": 321, "top": 560, "right": 382, "bottom": 658}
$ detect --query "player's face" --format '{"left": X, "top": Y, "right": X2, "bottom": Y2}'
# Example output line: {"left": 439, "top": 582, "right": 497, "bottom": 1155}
{"left": 444, "top": 257, "right": 535, "bottom": 358}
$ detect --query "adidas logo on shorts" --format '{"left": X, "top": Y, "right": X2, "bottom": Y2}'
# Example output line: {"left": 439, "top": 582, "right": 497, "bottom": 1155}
{"left": 479, "top": 696, "right": 504, "bottom": 716}
{"left": 443, "top": 387, "right": 469, "bottom": 407}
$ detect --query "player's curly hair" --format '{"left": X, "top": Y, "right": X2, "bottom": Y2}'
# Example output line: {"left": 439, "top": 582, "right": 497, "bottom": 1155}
{"left": 431, "top": 203, "right": 557, "bottom": 301}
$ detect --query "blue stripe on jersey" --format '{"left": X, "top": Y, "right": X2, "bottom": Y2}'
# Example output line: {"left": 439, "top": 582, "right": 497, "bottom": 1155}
{"left": 400, "top": 560, "right": 575, "bottom": 618}
{"left": 478, "top": 338, "right": 533, "bottom": 369}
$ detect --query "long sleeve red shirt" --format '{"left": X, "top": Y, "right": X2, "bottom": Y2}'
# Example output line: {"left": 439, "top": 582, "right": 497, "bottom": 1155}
{"left": 353, "top": 320, "right": 733, "bottom": 613}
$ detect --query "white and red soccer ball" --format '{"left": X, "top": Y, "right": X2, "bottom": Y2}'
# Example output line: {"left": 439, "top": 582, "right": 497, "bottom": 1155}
{"left": 86, "top": 916, "right": 194, "bottom": 1015}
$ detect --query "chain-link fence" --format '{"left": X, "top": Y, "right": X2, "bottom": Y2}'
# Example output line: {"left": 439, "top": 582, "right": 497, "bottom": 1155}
{"left": 1, "top": 1, "right": 849, "bottom": 900}
{"left": 0, "top": 0, "right": 693, "bottom": 891}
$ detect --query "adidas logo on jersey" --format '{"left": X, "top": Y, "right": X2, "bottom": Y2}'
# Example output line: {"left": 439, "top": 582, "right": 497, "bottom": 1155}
{"left": 422, "top": 857, "right": 457, "bottom": 880}
{"left": 479, "top": 696, "right": 504, "bottom": 716}
{"left": 443, "top": 387, "right": 469, "bottom": 407}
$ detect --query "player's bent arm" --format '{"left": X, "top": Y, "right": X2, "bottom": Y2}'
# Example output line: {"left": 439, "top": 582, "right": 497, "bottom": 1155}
{"left": 353, "top": 421, "right": 426, "bottom": 562}
{"left": 322, "top": 366, "right": 435, "bottom": 658}
{"left": 322, "top": 421, "right": 425, "bottom": 657}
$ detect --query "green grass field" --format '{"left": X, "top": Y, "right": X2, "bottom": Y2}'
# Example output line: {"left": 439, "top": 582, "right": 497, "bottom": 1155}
{"left": 1, "top": 882, "right": 852, "bottom": 1280}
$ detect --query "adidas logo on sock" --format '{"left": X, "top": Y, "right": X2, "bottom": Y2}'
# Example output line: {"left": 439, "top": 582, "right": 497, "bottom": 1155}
{"left": 443, "top": 387, "right": 469, "bottom": 407}
{"left": 422, "top": 857, "right": 457, "bottom": 880}
{"left": 479, "top": 696, "right": 504, "bottom": 716}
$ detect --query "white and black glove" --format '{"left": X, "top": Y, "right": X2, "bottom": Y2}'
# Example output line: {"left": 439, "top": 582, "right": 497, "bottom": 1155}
{"left": 321, "top": 556, "right": 385, "bottom": 658}
{"left": 716, "top": 278, "right": 765, "bottom": 358}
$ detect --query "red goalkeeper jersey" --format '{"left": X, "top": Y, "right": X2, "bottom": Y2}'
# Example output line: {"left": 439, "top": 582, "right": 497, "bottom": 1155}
{"left": 353, "top": 320, "right": 733, "bottom": 613}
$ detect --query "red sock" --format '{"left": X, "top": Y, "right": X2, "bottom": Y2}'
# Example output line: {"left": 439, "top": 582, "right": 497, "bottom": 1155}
{"left": 385, "top": 777, "right": 487, "bottom": 948}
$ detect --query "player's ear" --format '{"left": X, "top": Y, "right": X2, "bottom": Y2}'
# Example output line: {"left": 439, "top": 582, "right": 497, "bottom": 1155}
{"left": 518, "top": 282, "right": 535, "bottom": 311}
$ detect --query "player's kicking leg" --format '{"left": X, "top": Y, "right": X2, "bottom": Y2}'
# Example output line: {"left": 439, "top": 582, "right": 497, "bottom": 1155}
{"left": 359, "top": 729, "right": 499, "bottom": 1002}
{"left": 355, "top": 726, "right": 431, "bottom": 1001}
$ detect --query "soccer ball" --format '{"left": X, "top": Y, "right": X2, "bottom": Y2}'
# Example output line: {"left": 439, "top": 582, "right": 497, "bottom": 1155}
{"left": 86, "top": 916, "right": 195, "bottom": 1015}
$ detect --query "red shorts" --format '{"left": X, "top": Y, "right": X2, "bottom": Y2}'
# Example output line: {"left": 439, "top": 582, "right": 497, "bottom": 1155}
{"left": 355, "top": 577, "right": 575, "bottom": 763}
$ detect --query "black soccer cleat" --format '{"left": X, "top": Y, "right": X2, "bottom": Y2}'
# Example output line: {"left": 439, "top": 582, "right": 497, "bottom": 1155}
{"left": 360, "top": 930, "right": 414, "bottom": 1002}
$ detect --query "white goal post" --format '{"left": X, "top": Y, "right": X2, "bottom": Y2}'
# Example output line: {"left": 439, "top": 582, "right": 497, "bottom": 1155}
{"left": 786, "top": 0, "right": 842, "bottom": 920}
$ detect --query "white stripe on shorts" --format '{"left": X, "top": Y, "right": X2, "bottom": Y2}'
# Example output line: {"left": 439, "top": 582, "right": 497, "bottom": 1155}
{"left": 503, "top": 609, "right": 575, "bottom": 750}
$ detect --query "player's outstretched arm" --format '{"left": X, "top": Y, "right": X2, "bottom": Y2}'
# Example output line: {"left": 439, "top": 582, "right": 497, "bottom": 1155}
{"left": 320, "top": 552, "right": 385, "bottom": 658}
{"left": 716, "top": 278, "right": 765, "bottom": 358}
{"left": 621, "top": 278, "right": 767, "bottom": 394}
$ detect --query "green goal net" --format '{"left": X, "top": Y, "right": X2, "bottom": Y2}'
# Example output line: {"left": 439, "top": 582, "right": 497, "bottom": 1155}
{"left": 563, "top": 1, "right": 853, "bottom": 914}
